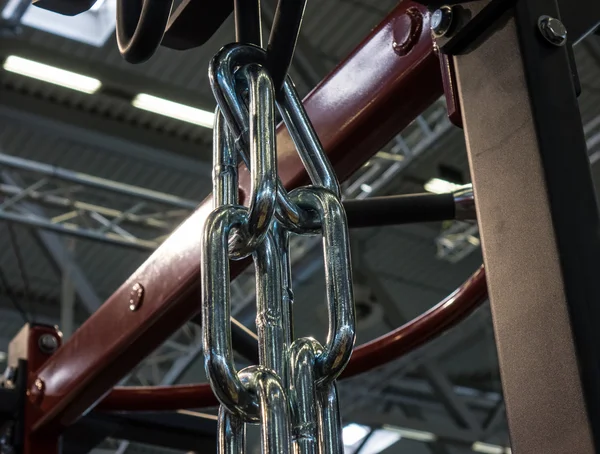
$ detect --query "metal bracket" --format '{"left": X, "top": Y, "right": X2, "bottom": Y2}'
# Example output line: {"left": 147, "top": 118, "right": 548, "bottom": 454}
{"left": 434, "top": 0, "right": 584, "bottom": 126}
{"left": 438, "top": 52, "right": 463, "bottom": 128}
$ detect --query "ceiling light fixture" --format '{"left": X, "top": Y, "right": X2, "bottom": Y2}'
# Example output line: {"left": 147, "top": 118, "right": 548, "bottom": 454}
{"left": 383, "top": 425, "right": 437, "bottom": 442}
{"left": 424, "top": 177, "right": 464, "bottom": 194}
{"left": 358, "top": 428, "right": 402, "bottom": 454}
{"left": 472, "top": 441, "right": 508, "bottom": 454}
{"left": 132, "top": 94, "right": 215, "bottom": 129}
{"left": 3, "top": 55, "right": 101, "bottom": 94}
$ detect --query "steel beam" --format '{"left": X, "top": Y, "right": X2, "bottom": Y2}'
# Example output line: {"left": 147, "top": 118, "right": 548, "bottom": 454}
{"left": 357, "top": 257, "right": 482, "bottom": 434}
{"left": 115, "top": 342, "right": 204, "bottom": 454}
{"left": 482, "top": 402, "right": 507, "bottom": 440}
{"left": 0, "top": 89, "right": 210, "bottom": 177}
{"left": 348, "top": 411, "right": 481, "bottom": 446}
{"left": 60, "top": 240, "right": 76, "bottom": 338}
{"left": 0, "top": 153, "right": 198, "bottom": 210}
{"left": 35, "top": 231, "right": 101, "bottom": 313}
{"left": 421, "top": 363, "right": 481, "bottom": 433}
{"left": 0, "top": 37, "right": 213, "bottom": 175}
{"left": 2, "top": 172, "right": 102, "bottom": 313}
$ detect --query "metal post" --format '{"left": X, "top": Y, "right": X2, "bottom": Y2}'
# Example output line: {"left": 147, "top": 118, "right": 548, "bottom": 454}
{"left": 453, "top": 2, "right": 600, "bottom": 453}
{"left": 60, "top": 240, "right": 76, "bottom": 339}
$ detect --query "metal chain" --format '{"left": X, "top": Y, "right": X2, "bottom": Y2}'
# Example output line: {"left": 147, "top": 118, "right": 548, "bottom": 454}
{"left": 202, "top": 18, "right": 355, "bottom": 454}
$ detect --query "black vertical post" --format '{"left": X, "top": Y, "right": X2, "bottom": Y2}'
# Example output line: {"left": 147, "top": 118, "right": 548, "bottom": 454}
{"left": 452, "top": 1, "right": 600, "bottom": 453}
{"left": 234, "top": 0, "right": 263, "bottom": 47}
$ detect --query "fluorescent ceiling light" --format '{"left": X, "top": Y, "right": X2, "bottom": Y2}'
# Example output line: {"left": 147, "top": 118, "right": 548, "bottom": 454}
{"left": 132, "top": 94, "right": 215, "bottom": 129}
{"left": 342, "top": 423, "right": 370, "bottom": 446}
{"left": 359, "top": 428, "right": 402, "bottom": 454}
{"left": 424, "top": 177, "right": 464, "bottom": 194}
{"left": 383, "top": 425, "right": 437, "bottom": 442}
{"left": 472, "top": 442, "right": 507, "bottom": 454}
{"left": 360, "top": 183, "right": 373, "bottom": 193}
{"left": 3, "top": 56, "right": 101, "bottom": 94}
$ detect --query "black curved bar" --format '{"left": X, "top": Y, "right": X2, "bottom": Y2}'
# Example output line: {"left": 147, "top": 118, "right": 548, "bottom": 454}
{"left": 116, "top": 0, "right": 173, "bottom": 64}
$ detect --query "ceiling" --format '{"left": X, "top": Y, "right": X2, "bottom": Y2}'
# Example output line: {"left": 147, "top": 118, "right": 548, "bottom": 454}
{"left": 0, "top": 1, "right": 599, "bottom": 454}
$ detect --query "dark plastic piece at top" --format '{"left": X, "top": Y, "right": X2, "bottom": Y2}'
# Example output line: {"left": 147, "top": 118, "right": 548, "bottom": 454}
{"left": 162, "top": 0, "right": 234, "bottom": 51}
{"left": 267, "top": 0, "right": 308, "bottom": 94}
{"left": 32, "top": 0, "right": 96, "bottom": 16}
{"left": 116, "top": 0, "right": 173, "bottom": 64}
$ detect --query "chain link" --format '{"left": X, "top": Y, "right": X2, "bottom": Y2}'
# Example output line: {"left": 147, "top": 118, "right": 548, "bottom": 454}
{"left": 202, "top": 17, "right": 355, "bottom": 453}
{"left": 210, "top": 43, "right": 339, "bottom": 233}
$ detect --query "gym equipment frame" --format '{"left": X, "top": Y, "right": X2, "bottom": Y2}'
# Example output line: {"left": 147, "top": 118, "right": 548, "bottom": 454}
{"left": 4, "top": 0, "right": 600, "bottom": 452}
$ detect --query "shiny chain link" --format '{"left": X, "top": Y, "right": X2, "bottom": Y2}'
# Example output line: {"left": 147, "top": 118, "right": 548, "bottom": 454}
{"left": 202, "top": 36, "right": 355, "bottom": 454}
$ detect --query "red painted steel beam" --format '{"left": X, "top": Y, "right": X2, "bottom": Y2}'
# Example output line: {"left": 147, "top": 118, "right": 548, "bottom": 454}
{"left": 29, "top": 1, "right": 443, "bottom": 433}
{"left": 97, "top": 266, "right": 487, "bottom": 412}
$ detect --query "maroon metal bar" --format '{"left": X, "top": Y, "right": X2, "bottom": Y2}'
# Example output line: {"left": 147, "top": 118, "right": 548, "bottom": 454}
{"left": 97, "top": 266, "right": 486, "bottom": 412}
{"left": 98, "top": 383, "right": 220, "bottom": 411}
{"left": 29, "top": 1, "right": 443, "bottom": 433}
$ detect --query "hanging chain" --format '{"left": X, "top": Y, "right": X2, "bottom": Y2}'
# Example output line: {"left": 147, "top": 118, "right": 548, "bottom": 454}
{"left": 201, "top": 13, "right": 355, "bottom": 454}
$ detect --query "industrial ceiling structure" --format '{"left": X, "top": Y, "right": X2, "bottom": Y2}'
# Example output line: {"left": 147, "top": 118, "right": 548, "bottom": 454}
{"left": 0, "top": 1, "right": 599, "bottom": 453}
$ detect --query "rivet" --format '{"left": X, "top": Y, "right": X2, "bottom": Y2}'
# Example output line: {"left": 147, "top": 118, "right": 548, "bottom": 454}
{"left": 129, "top": 282, "right": 144, "bottom": 311}
{"left": 392, "top": 7, "right": 423, "bottom": 56}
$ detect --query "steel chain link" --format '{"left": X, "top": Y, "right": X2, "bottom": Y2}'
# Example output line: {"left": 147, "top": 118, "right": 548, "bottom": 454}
{"left": 202, "top": 36, "right": 355, "bottom": 454}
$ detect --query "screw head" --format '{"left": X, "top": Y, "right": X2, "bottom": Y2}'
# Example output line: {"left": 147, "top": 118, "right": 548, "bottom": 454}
{"left": 431, "top": 6, "right": 454, "bottom": 38}
{"left": 38, "top": 334, "right": 58, "bottom": 354}
{"left": 129, "top": 282, "right": 144, "bottom": 311}
{"left": 538, "top": 15, "right": 567, "bottom": 46}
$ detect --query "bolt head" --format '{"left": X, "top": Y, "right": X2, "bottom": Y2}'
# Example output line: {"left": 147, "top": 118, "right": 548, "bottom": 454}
{"left": 129, "top": 282, "right": 144, "bottom": 311}
{"left": 431, "top": 6, "right": 454, "bottom": 38}
{"left": 38, "top": 334, "right": 58, "bottom": 354}
{"left": 431, "top": 9, "right": 444, "bottom": 30}
{"left": 538, "top": 15, "right": 567, "bottom": 46}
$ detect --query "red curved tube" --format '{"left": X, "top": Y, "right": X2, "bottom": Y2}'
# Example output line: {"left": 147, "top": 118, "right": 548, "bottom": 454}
{"left": 97, "top": 266, "right": 487, "bottom": 412}
{"left": 98, "top": 383, "right": 219, "bottom": 411}
{"left": 340, "top": 265, "right": 487, "bottom": 378}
